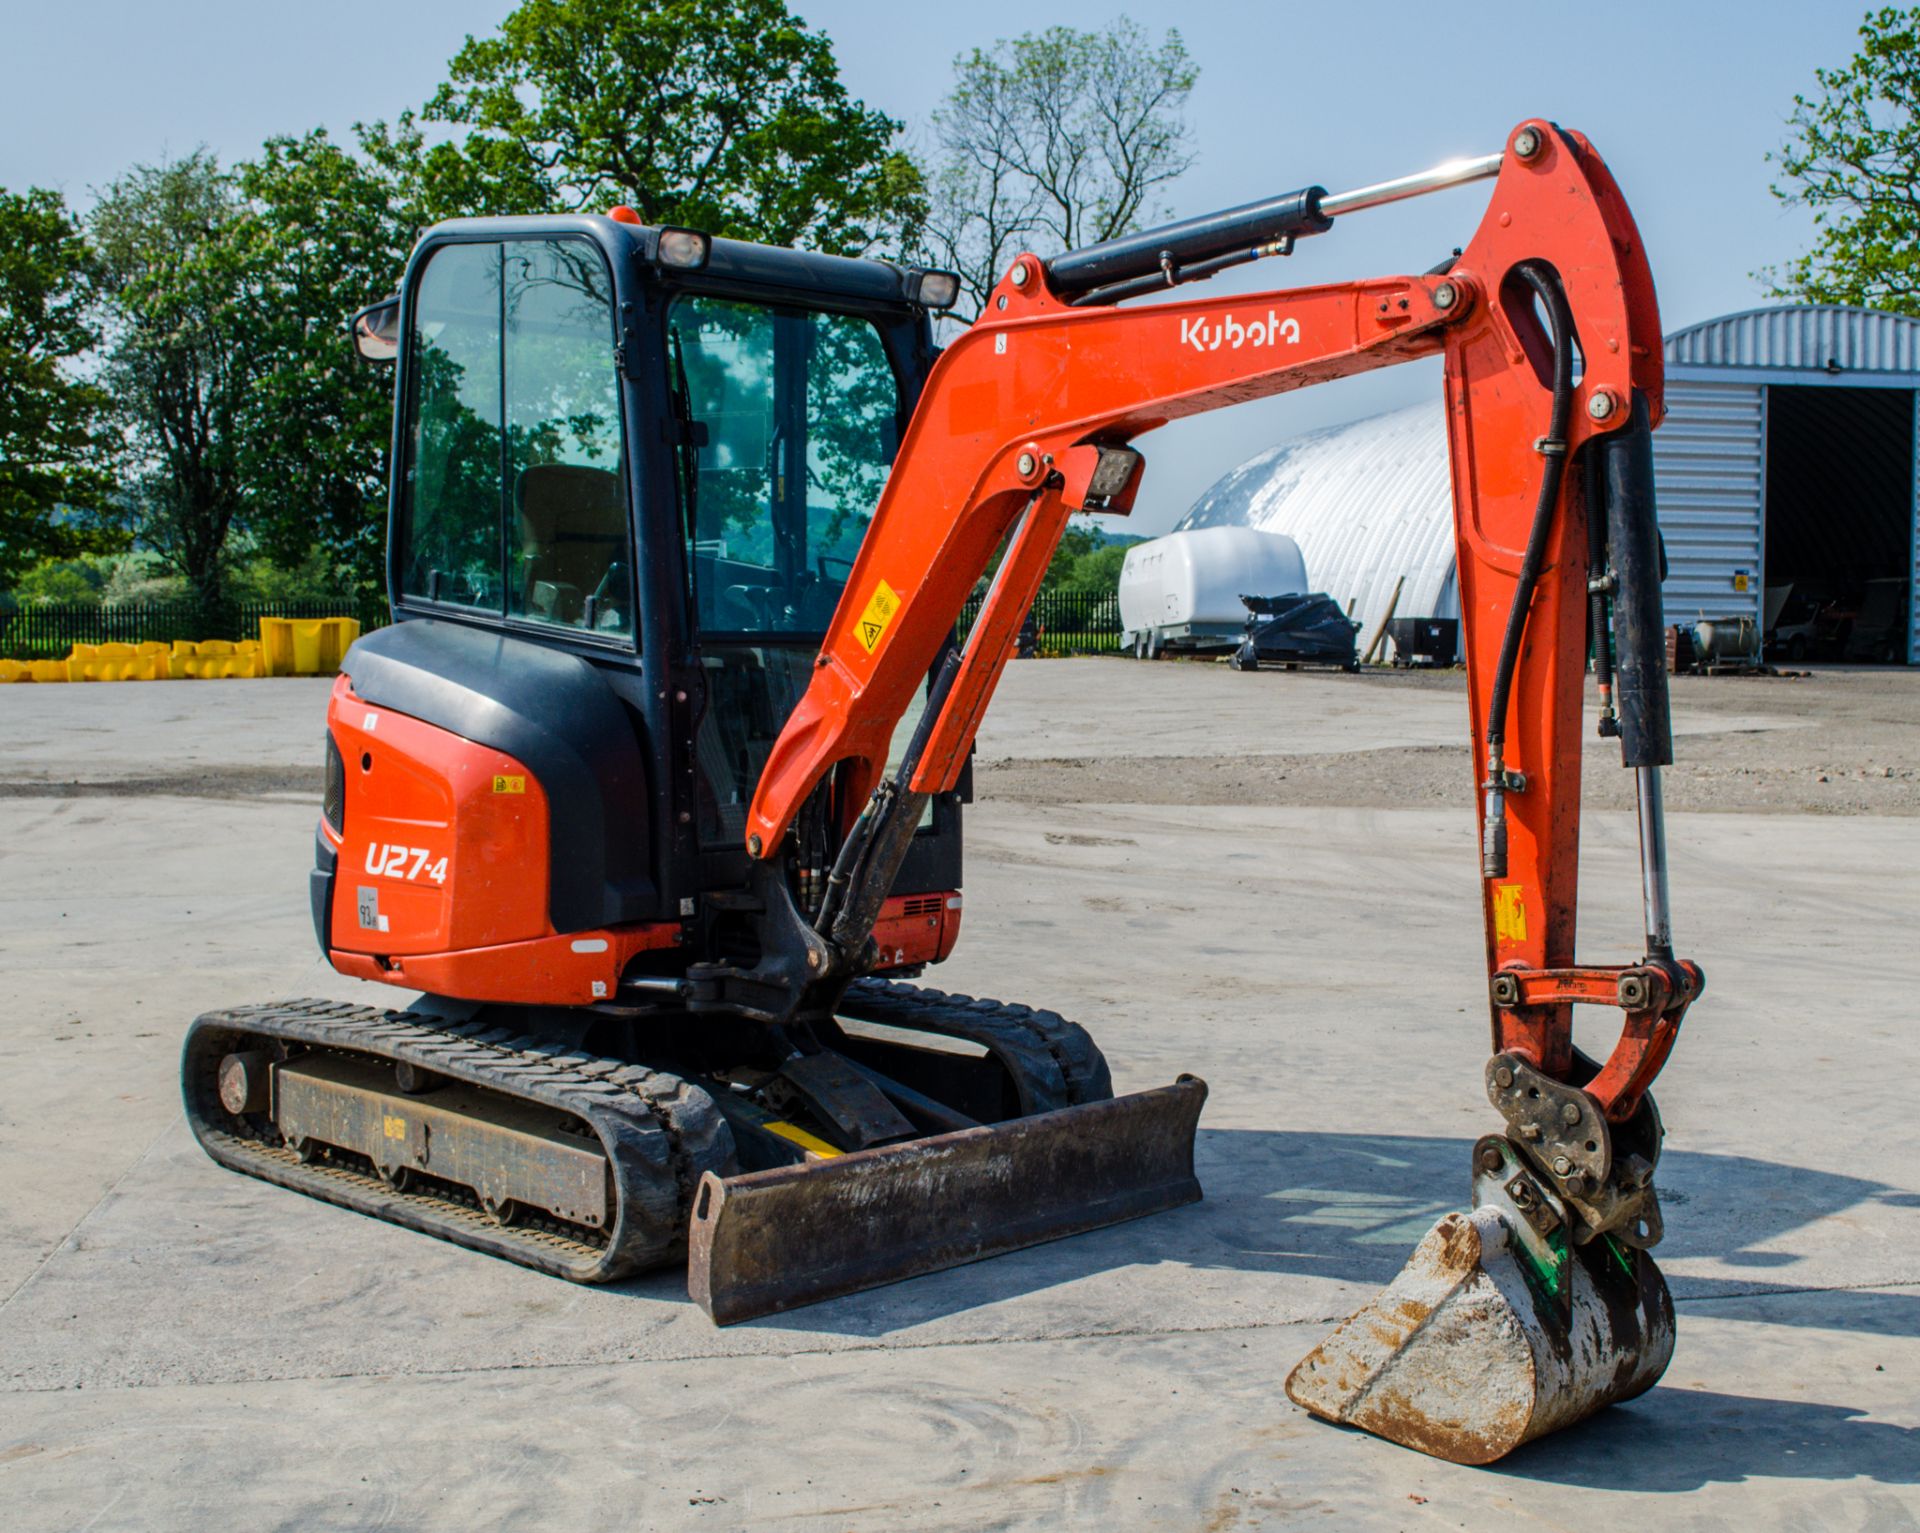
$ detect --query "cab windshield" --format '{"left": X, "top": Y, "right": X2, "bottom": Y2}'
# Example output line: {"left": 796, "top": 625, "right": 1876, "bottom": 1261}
{"left": 667, "top": 295, "right": 901, "bottom": 636}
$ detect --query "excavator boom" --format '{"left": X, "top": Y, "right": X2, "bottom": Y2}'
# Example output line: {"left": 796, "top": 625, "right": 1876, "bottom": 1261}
{"left": 714, "top": 119, "right": 1702, "bottom": 1462}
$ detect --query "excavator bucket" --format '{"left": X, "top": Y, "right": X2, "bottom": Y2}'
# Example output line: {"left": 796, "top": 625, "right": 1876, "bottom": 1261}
{"left": 689, "top": 1076, "right": 1207, "bottom": 1324}
{"left": 1284, "top": 1139, "right": 1674, "bottom": 1464}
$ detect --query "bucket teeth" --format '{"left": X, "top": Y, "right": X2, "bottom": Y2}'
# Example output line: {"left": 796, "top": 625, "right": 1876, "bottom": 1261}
{"left": 1284, "top": 1205, "right": 1674, "bottom": 1465}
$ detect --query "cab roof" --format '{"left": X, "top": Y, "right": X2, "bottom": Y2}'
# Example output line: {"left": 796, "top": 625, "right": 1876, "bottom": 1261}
{"left": 417, "top": 213, "right": 932, "bottom": 309}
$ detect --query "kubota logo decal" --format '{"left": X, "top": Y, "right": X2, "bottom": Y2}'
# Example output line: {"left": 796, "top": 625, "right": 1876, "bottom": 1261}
{"left": 365, "top": 842, "right": 448, "bottom": 884}
{"left": 1180, "top": 310, "right": 1299, "bottom": 352}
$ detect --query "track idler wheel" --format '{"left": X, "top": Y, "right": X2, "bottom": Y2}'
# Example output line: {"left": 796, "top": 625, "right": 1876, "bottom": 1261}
{"left": 1284, "top": 1139, "right": 1674, "bottom": 1464}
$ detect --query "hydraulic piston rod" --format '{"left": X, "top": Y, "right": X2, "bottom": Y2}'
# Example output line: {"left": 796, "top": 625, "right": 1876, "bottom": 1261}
{"left": 1319, "top": 151, "right": 1506, "bottom": 217}
{"left": 1048, "top": 146, "right": 1505, "bottom": 304}
{"left": 1635, "top": 765, "right": 1674, "bottom": 959}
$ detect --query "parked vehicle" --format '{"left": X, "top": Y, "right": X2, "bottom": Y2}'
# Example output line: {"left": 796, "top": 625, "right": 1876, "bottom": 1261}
{"left": 1119, "top": 527, "right": 1307, "bottom": 657}
{"left": 1764, "top": 583, "right": 1838, "bottom": 662}
{"left": 1843, "top": 578, "right": 1909, "bottom": 663}
{"left": 1231, "top": 592, "right": 1360, "bottom": 671}
{"left": 1387, "top": 617, "right": 1460, "bottom": 667}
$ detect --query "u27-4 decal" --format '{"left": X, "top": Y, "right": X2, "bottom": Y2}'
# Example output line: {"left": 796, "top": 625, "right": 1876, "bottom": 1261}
{"left": 364, "top": 842, "right": 448, "bottom": 884}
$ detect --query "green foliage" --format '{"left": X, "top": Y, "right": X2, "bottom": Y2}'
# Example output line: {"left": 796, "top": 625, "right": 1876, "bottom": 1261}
{"left": 976, "top": 516, "right": 1135, "bottom": 597}
{"left": 229, "top": 544, "right": 351, "bottom": 602}
{"left": 1060, "top": 540, "right": 1130, "bottom": 596}
{"left": 100, "top": 550, "right": 188, "bottom": 604}
{"left": 10, "top": 552, "right": 113, "bottom": 605}
{"left": 1768, "top": 7, "right": 1920, "bottom": 312}
{"left": 415, "top": 0, "right": 924, "bottom": 253}
{"left": 925, "top": 21, "right": 1198, "bottom": 317}
{"left": 89, "top": 152, "right": 257, "bottom": 607}
{"left": 0, "top": 187, "right": 120, "bottom": 588}
{"left": 83, "top": 138, "right": 416, "bottom": 605}
{"left": 232, "top": 130, "right": 418, "bottom": 594}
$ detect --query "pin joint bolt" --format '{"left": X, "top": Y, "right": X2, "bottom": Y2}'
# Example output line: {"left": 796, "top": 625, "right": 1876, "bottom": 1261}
{"left": 1432, "top": 281, "right": 1458, "bottom": 310}
{"left": 1588, "top": 390, "right": 1618, "bottom": 421}
{"left": 1009, "top": 261, "right": 1030, "bottom": 287}
{"left": 1513, "top": 127, "right": 1543, "bottom": 160}
{"left": 747, "top": 833, "right": 763, "bottom": 857}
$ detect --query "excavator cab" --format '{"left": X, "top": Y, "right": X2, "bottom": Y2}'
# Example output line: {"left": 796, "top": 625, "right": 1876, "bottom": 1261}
{"left": 345, "top": 221, "right": 965, "bottom": 937}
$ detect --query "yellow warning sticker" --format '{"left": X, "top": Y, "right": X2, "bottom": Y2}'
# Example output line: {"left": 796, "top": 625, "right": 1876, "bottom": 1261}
{"left": 853, "top": 579, "right": 901, "bottom": 654}
{"left": 1493, "top": 883, "right": 1528, "bottom": 943}
{"left": 383, "top": 1114, "right": 407, "bottom": 1141}
{"left": 492, "top": 775, "right": 526, "bottom": 794}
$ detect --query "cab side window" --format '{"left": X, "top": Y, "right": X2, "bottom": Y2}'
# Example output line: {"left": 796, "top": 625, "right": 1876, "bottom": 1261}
{"left": 401, "top": 243, "right": 503, "bottom": 613}
{"left": 399, "top": 239, "right": 633, "bottom": 639}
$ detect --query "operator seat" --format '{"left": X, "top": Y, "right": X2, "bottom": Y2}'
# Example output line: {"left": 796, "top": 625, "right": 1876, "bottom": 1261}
{"left": 514, "top": 463, "right": 627, "bottom": 627}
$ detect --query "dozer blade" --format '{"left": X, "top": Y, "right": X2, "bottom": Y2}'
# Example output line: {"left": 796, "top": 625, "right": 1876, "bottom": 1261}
{"left": 1284, "top": 1202, "right": 1675, "bottom": 1464}
{"left": 689, "top": 1075, "right": 1207, "bottom": 1324}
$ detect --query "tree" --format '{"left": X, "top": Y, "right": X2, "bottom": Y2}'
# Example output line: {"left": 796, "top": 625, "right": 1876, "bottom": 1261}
{"left": 415, "top": 0, "right": 924, "bottom": 253}
{"left": 233, "top": 130, "right": 420, "bottom": 594}
{"left": 0, "top": 188, "right": 118, "bottom": 590}
{"left": 924, "top": 21, "right": 1198, "bottom": 318}
{"left": 1768, "top": 6, "right": 1920, "bottom": 313}
{"left": 1060, "top": 539, "right": 1130, "bottom": 596}
{"left": 90, "top": 152, "right": 257, "bottom": 608}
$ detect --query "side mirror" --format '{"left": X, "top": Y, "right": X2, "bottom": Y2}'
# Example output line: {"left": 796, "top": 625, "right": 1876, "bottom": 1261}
{"left": 348, "top": 296, "right": 401, "bottom": 363}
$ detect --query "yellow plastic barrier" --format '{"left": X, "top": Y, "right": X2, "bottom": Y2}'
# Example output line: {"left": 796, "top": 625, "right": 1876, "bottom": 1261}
{"left": 260, "top": 616, "right": 360, "bottom": 676}
{"left": 0, "top": 657, "right": 80, "bottom": 682}
{"left": 74, "top": 642, "right": 169, "bottom": 681}
{"left": 3, "top": 633, "right": 304, "bottom": 684}
{"left": 168, "top": 639, "right": 265, "bottom": 679}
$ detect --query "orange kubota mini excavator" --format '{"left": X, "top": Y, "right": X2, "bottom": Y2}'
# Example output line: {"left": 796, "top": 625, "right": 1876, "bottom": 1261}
{"left": 184, "top": 118, "right": 1701, "bottom": 1464}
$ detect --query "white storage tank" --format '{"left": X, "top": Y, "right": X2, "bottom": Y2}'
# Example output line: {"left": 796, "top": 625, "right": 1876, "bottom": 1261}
{"left": 1118, "top": 526, "right": 1308, "bottom": 655}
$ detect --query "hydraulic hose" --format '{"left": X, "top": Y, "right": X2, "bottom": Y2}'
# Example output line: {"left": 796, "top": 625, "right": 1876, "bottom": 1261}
{"left": 1482, "top": 263, "right": 1576, "bottom": 879}
{"left": 814, "top": 647, "right": 963, "bottom": 942}
{"left": 1585, "top": 450, "right": 1619, "bottom": 739}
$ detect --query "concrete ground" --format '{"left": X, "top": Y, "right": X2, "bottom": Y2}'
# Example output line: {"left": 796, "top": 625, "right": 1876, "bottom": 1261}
{"left": 2, "top": 662, "right": 1917, "bottom": 1530}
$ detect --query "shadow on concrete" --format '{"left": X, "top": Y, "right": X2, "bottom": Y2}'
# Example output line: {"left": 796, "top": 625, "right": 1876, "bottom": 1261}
{"left": 733, "top": 1128, "right": 1920, "bottom": 1339}
{"left": 1497, "top": 1375, "right": 1920, "bottom": 1489}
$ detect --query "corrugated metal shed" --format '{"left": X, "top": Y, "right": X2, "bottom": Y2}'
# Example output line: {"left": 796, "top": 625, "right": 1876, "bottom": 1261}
{"left": 1664, "top": 306, "right": 1920, "bottom": 661}
{"left": 1666, "top": 305, "right": 1920, "bottom": 375}
{"left": 1651, "top": 382, "right": 1765, "bottom": 629}
{"left": 1175, "top": 402, "right": 1457, "bottom": 648}
{"left": 1178, "top": 303, "right": 1920, "bottom": 664}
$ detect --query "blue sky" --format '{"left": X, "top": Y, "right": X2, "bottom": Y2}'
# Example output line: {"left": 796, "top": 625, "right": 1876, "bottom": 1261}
{"left": 4, "top": 0, "right": 1869, "bottom": 532}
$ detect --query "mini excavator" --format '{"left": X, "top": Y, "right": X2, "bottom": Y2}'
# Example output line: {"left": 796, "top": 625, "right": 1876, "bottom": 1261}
{"left": 184, "top": 119, "right": 1702, "bottom": 1464}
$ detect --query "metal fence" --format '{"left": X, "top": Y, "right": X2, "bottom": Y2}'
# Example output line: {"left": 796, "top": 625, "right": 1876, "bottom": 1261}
{"left": 2, "top": 588, "right": 1123, "bottom": 660}
{"left": 0, "top": 599, "right": 389, "bottom": 660}
{"left": 957, "top": 588, "right": 1122, "bottom": 655}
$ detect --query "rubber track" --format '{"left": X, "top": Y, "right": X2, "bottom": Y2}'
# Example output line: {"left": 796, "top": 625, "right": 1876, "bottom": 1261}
{"left": 839, "top": 978, "right": 1114, "bottom": 1114}
{"left": 182, "top": 999, "right": 731, "bottom": 1283}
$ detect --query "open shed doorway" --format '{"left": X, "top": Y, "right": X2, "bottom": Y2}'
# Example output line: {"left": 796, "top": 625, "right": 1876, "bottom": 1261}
{"left": 1764, "top": 384, "right": 1914, "bottom": 663}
